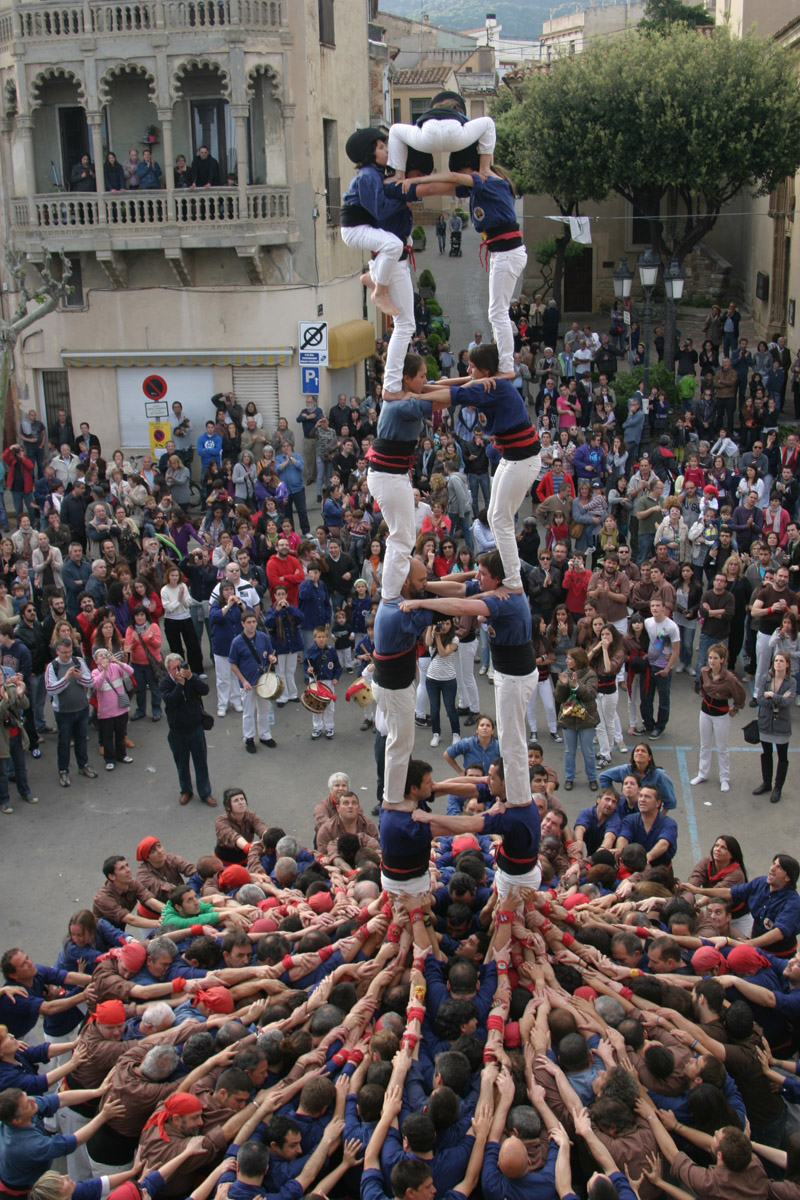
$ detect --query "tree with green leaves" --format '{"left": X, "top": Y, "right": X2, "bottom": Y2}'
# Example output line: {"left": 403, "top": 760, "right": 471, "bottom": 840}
{"left": 639, "top": 0, "right": 709, "bottom": 30}
{"left": 492, "top": 26, "right": 800, "bottom": 365}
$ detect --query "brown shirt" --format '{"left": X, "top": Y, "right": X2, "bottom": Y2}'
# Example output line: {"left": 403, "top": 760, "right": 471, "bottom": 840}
{"left": 594, "top": 1117, "right": 660, "bottom": 1200}
{"left": 88, "top": 959, "right": 138, "bottom": 1010}
{"left": 316, "top": 813, "right": 379, "bottom": 859}
{"left": 138, "top": 1118, "right": 227, "bottom": 1195}
{"left": 723, "top": 1037, "right": 785, "bottom": 1126}
{"left": 101, "top": 1020, "right": 205, "bottom": 1137}
{"left": 713, "top": 367, "right": 738, "bottom": 399}
{"left": 214, "top": 810, "right": 267, "bottom": 850}
{"left": 755, "top": 584, "right": 799, "bottom": 636}
{"left": 630, "top": 580, "right": 655, "bottom": 616}
{"left": 314, "top": 794, "right": 338, "bottom": 833}
{"left": 68, "top": 1020, "right": 129, "bottom": 1088}
{"left": 93, "top": 878, "right": 155, "bottom": 927}
{"left": 587, "top": 570, "right": 631, "bottom": 623}
{"left": 671, "top": 1149, "right": 769, "bottom": 1200}
{"left": 630, "top": 1027, "right": 692, "bottom": 1096}
{"left": 136, "top": 853, "right": 196, "bottom": 903}
{"left": 699, "top": 588, "right": 736, "bottom": 637}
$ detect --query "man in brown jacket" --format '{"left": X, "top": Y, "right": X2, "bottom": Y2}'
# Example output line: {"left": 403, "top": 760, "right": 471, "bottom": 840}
{"left": 713, "top": 357, "right": 738, "bottom": 432}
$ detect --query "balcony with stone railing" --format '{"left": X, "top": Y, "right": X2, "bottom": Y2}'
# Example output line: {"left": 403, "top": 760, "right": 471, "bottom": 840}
{"left": 10, "top": 185, "right": 299, "bottom": 284}
{"left": 0, "top": 0, "right": 286, "bottom": 45}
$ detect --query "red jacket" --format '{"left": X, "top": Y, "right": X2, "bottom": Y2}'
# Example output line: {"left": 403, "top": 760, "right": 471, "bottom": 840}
{"left": 265, "top": 552, "right": 304, "bottom": 605}
{"left": 536, "top": 472, "right": 575, "bottom": 502}
{"left": 3, "top": 448, "right": 34, "bottom": 493}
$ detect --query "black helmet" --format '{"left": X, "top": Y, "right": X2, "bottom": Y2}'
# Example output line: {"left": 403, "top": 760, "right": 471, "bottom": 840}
{"left": 345, "top": 127, "right": 386, "bottom": 166}
{"left": 405, "top": 147, "right": 434, "bottom": 176}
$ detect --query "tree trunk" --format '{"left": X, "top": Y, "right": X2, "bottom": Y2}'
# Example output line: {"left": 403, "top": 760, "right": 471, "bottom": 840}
{"left": 663, "top": 295, "right": 677, "bottom": 375}
{"left": 551, "top": 231, "right": 571, "bottom": 311}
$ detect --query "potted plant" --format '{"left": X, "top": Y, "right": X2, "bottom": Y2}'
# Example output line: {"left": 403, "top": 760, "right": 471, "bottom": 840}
{"left": 418, "top": 268, "right": 436, "bottom": 299}
{"left": 426, "top": 298, "right": 442, "bottom": 316}
{"left": 412, "top": 225, "right": 426, "bottom": 252}
{"left": 145, "top": 124, "right": 159, "bottom": 144}
{"left": 425, "top": 353, "right": 439, "bottom": 379}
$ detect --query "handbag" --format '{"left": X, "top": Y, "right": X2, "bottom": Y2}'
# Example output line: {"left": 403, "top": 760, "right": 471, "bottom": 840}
{"left": 136, "top": 629, "right": 167, "bottom": 684}
{"left": 200, "top": 702, "right": 214, "bottom": 731}
{"left": 742, "top": 717, "right": 760, "bottom": 745}
{"left": 122, "top": 671, "right": 136, "bottom": 695}
{"left": 559, "top": 697, "right": 588, "bottom": 722}
{"left": 569, "top": 520, "right": 583, "bottom": 540}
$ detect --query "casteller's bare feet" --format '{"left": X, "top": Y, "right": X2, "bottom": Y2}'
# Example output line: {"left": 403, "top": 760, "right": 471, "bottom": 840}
{"left": 371, "top": 286, "right": 399, "bottom": 316}
{"left": 359, "top": 271, "right": 373, "bottom": 289}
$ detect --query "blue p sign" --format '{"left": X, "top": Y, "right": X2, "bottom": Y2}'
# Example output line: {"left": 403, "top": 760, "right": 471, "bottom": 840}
{"left": 302, "top": 366, "right": 320, "bottom": 394}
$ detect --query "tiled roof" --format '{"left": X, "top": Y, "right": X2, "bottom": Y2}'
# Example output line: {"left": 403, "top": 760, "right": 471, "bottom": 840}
{"left": 392, "top": 66, "right": 453, "bottom": 86}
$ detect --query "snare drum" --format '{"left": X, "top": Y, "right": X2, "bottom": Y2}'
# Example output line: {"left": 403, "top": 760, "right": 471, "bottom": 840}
{"left": 300, "top": 681, "right": 336, "bottom": 713}
{"left": 256, "top": 670, "right": 284, "bottom": 701}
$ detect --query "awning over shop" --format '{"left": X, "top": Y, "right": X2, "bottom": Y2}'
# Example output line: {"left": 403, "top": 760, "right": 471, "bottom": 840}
{"left": 327, "top": 320, "right": 376, "bottom": 370}
{"left": 60, "top": 348, "right": 294, "bottom": 368}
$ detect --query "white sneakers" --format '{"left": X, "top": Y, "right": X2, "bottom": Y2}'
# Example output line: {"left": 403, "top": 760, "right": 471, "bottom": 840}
{"left": 721, "top": 781, "right": 730, "bottom": 792}
{"left": 430, "top": 733, "right": 440, "bottom": 747}
{"left": 690, "top": 775, "right": 707, "bottom": 786}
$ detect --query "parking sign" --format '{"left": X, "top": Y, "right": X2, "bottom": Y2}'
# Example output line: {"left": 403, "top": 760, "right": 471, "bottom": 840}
{"left": 302, "top": 366, "right": 320, "bottom": 394}
{"left": 298, "top": 321, "right": 328, "bottom": 366}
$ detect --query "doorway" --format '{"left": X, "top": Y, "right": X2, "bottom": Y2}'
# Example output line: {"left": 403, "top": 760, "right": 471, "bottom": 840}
{"left": 564, "top": 246, "right": 593, "bottom": 312}
{"left": 191, "top": 99, "right": 232, "bottom": 177}
{"left": 59, "top": 107, "right": 90, "bottom": 190}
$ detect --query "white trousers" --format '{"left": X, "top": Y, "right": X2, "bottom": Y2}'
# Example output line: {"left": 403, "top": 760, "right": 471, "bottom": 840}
{"left": 627, "top": 678, "right": 641, "bottom": 730}
{"left": 242, "top": 687, "right": 273, "bottom": 741}
{"left": 488, "top": 245, "right": 529, "bottom": 372}
{"left": 755, "top": 630, "right": 774, "bottom": 699}
{"left": 57, "top": 1104, "right": 92, "bottom": 1181}
{"left": 275, "top": 653, "right": 298, "bottom": 700}
{"left": 373, "top": 679, "right": 416, "bottom": 806}
{"left": 698, "top": 710, "right": 732, "bottom": 784}
{"left": 215, "top": 654, "right": 242, "bottom": 712}
{"left": 454, "top": 640, "right": 480, "bottom": 712}
{"left": 337, "top": 647, "right": 353, "bottom": 670}
{"left": 496, "top": 863, "right": 542, "bottom": 901}
{"left": 341, "top": 224, "right": 404, "bottom": 287}
{"left": 416, "top": 657, "right": 430, "bottom": 719}
{"left": 488, "top": 453, "right": 541, "bottom": 589}
{"left": 494, "top": 667, "right": 537, "bottom": 805}
{"left": 367, "top": 468, "right": 415, "bottom": 600}
{"left": 381, "top": 869, "right": 431, "bottom": 897}
{"left": 375, "top": 257, "right": 415, "bottom": 393}
{"left": 526, "top": 675, "right": 557, "bottom": 736}
{"left": 312, "top": 699, "right": 336, "bottom": 734}
{"left": 596, "top": 690, "right": 620, "bottom": 759}
{"left": 387, "top": 116, "right": 496, "bottom": 172}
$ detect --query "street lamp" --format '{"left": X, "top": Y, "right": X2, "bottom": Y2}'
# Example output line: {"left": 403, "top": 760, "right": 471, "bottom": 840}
{"left": 663, "top": 257, "right": 686, "bottom": 302}
{"left": 612, "top": 256, "right": 633, "bottom": 300}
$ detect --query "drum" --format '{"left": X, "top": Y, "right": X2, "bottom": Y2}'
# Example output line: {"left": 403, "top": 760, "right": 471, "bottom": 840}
{"left": 256, "top": 670, "right": 284, "bottom": 701}
{"left": 300, "top": 681, "right": 336, "bottom": 713}
{"left": 345, "top": 678, "right": 373, "bottom": 708}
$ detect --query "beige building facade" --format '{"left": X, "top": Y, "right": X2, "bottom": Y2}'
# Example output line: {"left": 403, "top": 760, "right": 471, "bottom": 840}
{"left": 0, "top": 0, "right": 380, "bottom": 453}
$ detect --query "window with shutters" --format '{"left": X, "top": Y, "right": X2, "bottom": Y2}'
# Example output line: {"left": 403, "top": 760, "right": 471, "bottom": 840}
{"left": 318, "top": 0, "right": 334, "bottom": 47}
{"left": 232, "top": 366, "right": 280, "bottom": 439}
{"left": 40, "top": 370, "right": 72, "bottom": 433}
{"left": 323, "top": 119, "right": 340, "bottom": 225}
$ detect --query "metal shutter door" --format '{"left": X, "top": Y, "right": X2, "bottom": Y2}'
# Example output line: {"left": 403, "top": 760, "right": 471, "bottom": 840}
{"left": 232, "top": 366, "right": 280, "bottom": 437}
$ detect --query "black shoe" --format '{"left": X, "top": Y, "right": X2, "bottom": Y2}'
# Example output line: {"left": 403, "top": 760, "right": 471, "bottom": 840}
{"left": 260, "top": 737, "right": 277, "bottom": 748}
{"left": 648, "top": 729, "right": 663, "bottom": 740}
{"left": 564, "top": 780, "right": 574, "bottom": 791}
{"left": 589, "top": 780, "right": 598, "bottom": 791}
{"left": 463, "top": 713, "right": 478, "bottom": 727}
{"left": 414, "top": 716, "right": 427, "bottom": 728}
{"left": 371, "top": 804, "right": 381, "bottom": 817}
{"left": 770, "top": 787, "right": 782, "bottom": 804}
{"left": 457, "top": 707, "right": 470, "bottom": 716}
{"left": 245, "top": 738, "right": 257, "bottom": 754}
{"left": 752, "top": 782, "right": 772, "bottom": 795}
{"left": 749, "top": 697, "right": 758, "bottom": 707}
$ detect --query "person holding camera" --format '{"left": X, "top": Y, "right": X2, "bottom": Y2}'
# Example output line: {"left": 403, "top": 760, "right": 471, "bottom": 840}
{"left": 90, "top": 646, "right": 134, "bottom": 772}
{"left": 208, "top": 580, "right": 245, "bottom": 717}
{"left": 160, "top": 654, "right": 215, "bottom": 806}
{"left": 2, "top": 444, "right": 35, "bottom": 522}
{"left": 424, "top": 617, "right": 460, "bottom": 749}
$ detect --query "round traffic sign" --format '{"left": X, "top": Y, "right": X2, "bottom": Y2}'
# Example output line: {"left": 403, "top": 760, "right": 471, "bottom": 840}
{"left": 153, "top": 427, "right": 167, "bottom": 443}
{"left": 142, "top": 374, "right": 167, "bottom": 400}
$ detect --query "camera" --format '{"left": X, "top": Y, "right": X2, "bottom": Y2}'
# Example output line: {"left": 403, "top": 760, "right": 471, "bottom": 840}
{"left": 434, "top": 621, "right": 448, "bottom": 633}
{"left": 178, "top": 660, "right": 189, "bottom": 671}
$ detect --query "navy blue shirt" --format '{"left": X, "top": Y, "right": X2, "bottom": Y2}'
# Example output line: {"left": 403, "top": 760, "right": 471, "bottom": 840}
{"left": 483, "top": 803, "right": 541, "bottom": 875}
{"left": 380, "top": 806, "right": 432, "bottom": 882}
{"left": 730, "top": 876, "right": 800, "bottom": 955}
{"left": 304, "top": 643, "right": 341, "bottom": 683}
{"left": 619, "top": 811, "right": 678, "bottom": 866}
{"left": 374, "top": 600, "right": 433, "bottom": 689}
{"left": 465, "top": 580, "right": 533, "bottom": 676}
{"left": 574, "top": 803, "right": 622, "bottom": 855}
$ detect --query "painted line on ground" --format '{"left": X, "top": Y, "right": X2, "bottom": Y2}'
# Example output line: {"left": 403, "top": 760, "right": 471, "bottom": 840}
{"left": 675, "top": 747, "right": 702, "bottom": 863}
